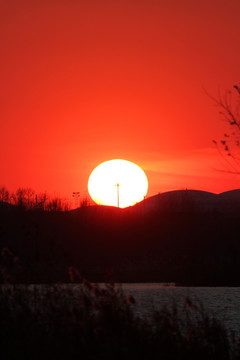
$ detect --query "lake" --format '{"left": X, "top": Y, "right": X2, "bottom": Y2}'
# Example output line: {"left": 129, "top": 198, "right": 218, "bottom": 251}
{"left": 120, "top": 284, "right": 240, "bottom": 336}
{"left": 2, "top": 283, "right": 240, "bottom": 336}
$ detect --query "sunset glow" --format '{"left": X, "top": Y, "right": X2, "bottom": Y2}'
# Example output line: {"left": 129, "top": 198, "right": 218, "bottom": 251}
{"left": 1, "top": 1, "right": 240, "bottom": 200}
{"left": 88, "top": 160, "right": 148, "bottom": 208}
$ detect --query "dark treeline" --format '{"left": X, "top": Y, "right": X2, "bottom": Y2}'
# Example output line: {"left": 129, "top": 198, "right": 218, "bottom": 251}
{"left": 0, "top": 189, "right": 239, "bottom": 285}
{"left": 0, "top": 186, "right": 70, "bottom": 211}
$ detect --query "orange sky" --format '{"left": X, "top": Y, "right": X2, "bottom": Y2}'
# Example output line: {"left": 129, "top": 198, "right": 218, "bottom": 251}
{"left": 1, "top": 0, "right": 240, "bottom": 205}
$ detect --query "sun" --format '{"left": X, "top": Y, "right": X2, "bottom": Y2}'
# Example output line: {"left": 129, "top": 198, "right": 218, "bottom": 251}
{"left": 88, "top": 159, "right": 148, "bottom": 208}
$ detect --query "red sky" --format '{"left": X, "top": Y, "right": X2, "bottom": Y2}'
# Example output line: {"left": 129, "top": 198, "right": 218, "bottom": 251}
{"left": 1, "top": 0, "right": 240, "bottom": 205}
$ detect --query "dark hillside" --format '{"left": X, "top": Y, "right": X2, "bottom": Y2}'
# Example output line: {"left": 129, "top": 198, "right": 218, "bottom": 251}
{"left": 0, "top": 190, "right": 240, "bottom": 284}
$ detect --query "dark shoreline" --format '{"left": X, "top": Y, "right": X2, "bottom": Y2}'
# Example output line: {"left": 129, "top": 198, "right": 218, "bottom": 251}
{"left": 1, "top": 195, "right": 240, "bottom": 286}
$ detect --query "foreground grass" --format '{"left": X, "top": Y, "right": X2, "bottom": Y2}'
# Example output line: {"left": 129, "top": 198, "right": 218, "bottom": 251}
{"left": 1, "top": 280, "right": 240, "bottom": 360}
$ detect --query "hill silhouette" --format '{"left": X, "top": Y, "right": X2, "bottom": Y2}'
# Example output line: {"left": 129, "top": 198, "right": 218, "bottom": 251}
{"left": 0, "top": 189, "right": 240, "bottom": 285}
{"left": 132, "top": 189, "right": 240, "bottom": 214}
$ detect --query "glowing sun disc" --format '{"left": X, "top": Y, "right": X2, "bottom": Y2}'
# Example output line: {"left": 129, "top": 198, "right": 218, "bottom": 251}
{"left": 88, "top": 159, "right": 148, "bottom": 208}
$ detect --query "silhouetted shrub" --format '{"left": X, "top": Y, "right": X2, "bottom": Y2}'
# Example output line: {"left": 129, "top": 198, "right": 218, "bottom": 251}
{"left": 0, "top": 280, "right": 239, "bottom": 360}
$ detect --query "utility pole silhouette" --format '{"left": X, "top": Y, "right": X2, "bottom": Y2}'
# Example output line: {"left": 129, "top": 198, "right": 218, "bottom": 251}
{"left": 115, "top": 183, "right": 120, "bottom": 208}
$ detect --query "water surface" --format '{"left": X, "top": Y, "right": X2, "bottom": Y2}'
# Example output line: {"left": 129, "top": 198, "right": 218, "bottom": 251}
{"left": 120, "top": 284, "right": 240, "bottom": 336}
